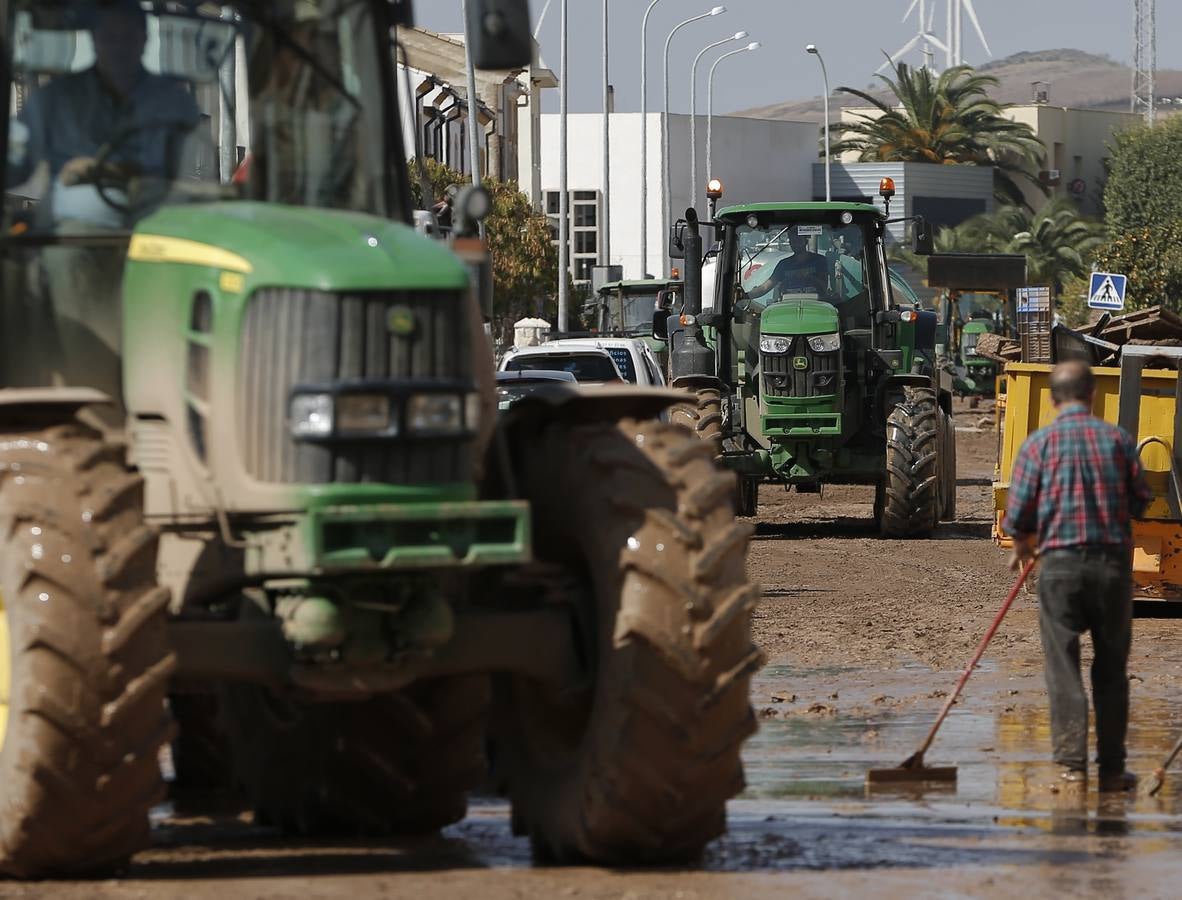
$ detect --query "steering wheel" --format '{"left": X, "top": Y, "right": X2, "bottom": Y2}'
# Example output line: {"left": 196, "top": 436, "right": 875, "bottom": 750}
{"left": 84, "top": 119, "right": 196, "bottom": 216}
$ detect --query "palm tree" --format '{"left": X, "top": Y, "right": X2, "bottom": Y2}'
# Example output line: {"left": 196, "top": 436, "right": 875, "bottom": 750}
{"left": 832, "top": 62, "right": 1046, "bottom": 208}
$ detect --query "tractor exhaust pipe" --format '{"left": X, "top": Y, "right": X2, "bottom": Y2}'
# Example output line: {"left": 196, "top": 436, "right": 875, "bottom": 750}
{"left": 670, "top": 208, "right": 717, "bottom": 385}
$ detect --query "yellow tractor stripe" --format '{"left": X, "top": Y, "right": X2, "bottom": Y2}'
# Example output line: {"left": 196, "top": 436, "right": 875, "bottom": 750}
{"left": 128, "top": 235, "right": 254, "bottom": 274}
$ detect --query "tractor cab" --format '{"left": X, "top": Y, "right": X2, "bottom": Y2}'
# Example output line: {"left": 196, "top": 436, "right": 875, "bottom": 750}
{"left": 594, "top": 278, "right": 681, "bottom": 372}
{"left": 2, "top": 0, "right": 408, "bottom": 422}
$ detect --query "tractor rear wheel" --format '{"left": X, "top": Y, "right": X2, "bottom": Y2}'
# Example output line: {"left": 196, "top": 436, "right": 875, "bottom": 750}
{"left": 0, "top": 424, "right": 174, "bottom": 878}
{"left": 879, "top": 387, "right": 942, "bottom": 538}
{"left": 226, "top": 676, "right": 489, "bottom": 836}
{"left": 494, "top": 418, "right": 762, "bottom": 865}
{"left": 168, "top": 693, "right": 236, "bottom": 810}
{"left": 669, "top": 385, "right": 722, "bottom": 456}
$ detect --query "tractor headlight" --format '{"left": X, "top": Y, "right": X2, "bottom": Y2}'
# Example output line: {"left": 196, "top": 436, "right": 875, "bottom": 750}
{"left": 807, "top": 332, "right": 841, "bottom": 353}
{"left": 408, "top": 394, "right": 464, "bottom": 434}
{"left": 759, "top": 336, "right": 792, "bottom": 354}
{"left": 289, "top": 393, "right": 334, "bottom": 437}
{"left": 337, "top": 394, "right": 394, "bottom": 435}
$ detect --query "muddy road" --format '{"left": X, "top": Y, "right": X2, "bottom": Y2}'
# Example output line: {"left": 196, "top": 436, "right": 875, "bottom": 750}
{"left": 9, "top": 403, "right": 1182, "bottom": 899}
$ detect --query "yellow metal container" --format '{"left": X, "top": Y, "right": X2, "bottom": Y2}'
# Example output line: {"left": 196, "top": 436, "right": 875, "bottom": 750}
{"left": 993, "top": 362, "right": 1182, "bottom": 600}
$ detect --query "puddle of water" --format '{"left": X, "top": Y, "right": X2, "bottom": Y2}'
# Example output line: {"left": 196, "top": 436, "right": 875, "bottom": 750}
{"left": 744, "top": 663, "right": 1182, "bottom": 830}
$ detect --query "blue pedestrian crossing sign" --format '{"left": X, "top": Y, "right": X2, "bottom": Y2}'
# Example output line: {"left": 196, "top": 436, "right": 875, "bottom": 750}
{"left": 1088, "top": 272, "right": 1127, "bottom": 310}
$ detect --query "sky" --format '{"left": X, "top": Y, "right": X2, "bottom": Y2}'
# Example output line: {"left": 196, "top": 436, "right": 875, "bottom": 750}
{"left": 416, "top": 0, "right": 1182, "bottom": 115}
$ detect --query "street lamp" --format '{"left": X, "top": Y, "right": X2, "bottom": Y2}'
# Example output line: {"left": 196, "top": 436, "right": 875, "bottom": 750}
{"left": 691, "top": 31, "right": 746, "bottom": 211}
{"left": 558, "top": 0, "right": 569, "bottom": 330}
{"left": 706, "top": 42, "right": 760, "bottom": 189}
{"left": 639, "top": 0, "right": 669, "bottom": 278}
{"left": 663, "top": 5, "right": 725, "bottom": 273}
{"left": 806, "top": 43, "right": 831, "bottom": 202}
{"left": 602, "top": 0, "right": 611, "bottom": 267}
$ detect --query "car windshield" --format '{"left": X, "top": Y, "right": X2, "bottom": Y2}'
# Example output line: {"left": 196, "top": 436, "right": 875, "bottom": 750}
{"left": 737, "top": 221, "right": 870, "bottom": 306}
{"left": 506, "top": 354, "right": 621, "bottom": 383}
{"left": 5, "top": 0, "right": 397, "bottom": 237}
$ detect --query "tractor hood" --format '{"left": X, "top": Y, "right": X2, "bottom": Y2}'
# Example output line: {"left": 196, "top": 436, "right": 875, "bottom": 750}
{"left": 128, "top": 202, "right": 470, "bottom": 292}
{"left": 760, "top": 298, "right": 840, "bottom": 337}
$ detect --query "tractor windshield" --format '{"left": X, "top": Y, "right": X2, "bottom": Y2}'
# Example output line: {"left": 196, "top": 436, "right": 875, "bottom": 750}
{"left": 4, "top": 0, "right": 399, "bottom": 237}
{"left": 738, "top": 221, "right": 871, "bottom": 307}
{"left": 602, "top": 291, "right": 661, "bottom": 335}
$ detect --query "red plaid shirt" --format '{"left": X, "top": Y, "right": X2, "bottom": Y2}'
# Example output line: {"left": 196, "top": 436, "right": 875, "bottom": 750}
{"left": 1004, "top": 403, "right": 1152, "bottom": 552}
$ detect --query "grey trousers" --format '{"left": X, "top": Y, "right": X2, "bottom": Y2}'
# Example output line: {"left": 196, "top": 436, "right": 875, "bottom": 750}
{"left": 1037, "top": 547, "right": 1133, "bottom": 773}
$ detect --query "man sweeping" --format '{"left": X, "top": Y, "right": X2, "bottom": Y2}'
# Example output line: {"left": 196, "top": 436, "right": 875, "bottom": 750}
{"left": 1005, "top": 360, "right": 1152, "bottom": 792}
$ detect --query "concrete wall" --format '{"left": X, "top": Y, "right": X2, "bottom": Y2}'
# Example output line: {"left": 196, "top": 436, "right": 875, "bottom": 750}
{"left": 524, "top": 112, "right": 816, "bottom": 280}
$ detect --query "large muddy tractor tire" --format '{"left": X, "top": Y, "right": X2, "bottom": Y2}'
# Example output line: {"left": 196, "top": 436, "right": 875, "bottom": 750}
{"left": 940, "top": 409, "right": 957, "bottom": 522}
{"left": 0, "top": 424, "right": 174, "bottom": 878}
{"left": 879, "top": 387, "right": 942, "bottom": 538}
{"left": 494, "top": 418, "right": 762, "bottom": 865}
{"left": 226, "top": 676, "right": 489, "bottom": 836}
{"left": 669, "top": 385, "right": 723, "bottom": 456}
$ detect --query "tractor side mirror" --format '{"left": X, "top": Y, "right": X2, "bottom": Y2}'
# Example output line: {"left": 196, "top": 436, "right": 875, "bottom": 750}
{"left": 876, "top": 308, "right": 903, "bottom": 325}
{"left": 668, "top": 222, "right": 686, "bottom": 260}
{"left": 913, "top": 218, "right": 934, "bottom": 256}
{"left": 652, "top": 309, "right": 671, "bottom": 340}
{"left": 465, "top": 0, "right": 533, "bottom": 71}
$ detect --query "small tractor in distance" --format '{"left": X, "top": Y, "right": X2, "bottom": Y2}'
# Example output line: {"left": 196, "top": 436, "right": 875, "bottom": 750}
{"left": 664, "top": 188, "right": 957, "bottom": 535}
{"left": 589, "top": 277, "right": 681, "bottom": 373}
{"left": 0, "top": 0, "right": 761, "bottom": 877}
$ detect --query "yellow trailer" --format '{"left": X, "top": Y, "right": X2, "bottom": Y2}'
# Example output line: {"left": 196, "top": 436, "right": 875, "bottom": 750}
{"left": 993, "top": 346, "right": 1182, "bottom": 603}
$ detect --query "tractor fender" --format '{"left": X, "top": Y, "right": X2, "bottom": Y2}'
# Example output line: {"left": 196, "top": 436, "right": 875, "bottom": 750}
{"left": 503, "top": 383, "right": 693, "bottom": 429}
{"left": 669, "top": 374, "right": 723, "bottom": 394}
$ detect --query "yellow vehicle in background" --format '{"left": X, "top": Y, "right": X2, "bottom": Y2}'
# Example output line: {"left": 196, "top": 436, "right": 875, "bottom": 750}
{"left": 994, "top": 346, "right": 1182, "bottom": 608}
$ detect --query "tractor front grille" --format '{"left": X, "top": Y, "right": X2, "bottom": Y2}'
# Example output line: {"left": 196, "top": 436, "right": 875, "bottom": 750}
{"left": 761, "top": 336, "right": 840, "bottom": 398}
{"left": 238, "top": 287, "right": 473, "bottom": 484}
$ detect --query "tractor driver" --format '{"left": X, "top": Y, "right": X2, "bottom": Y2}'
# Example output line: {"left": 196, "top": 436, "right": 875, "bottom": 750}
{"left": 746, "top": 230, "right": 830, "bottom": 301}
{"left": 9, "top": 0, "right": 201, "bottom": 222}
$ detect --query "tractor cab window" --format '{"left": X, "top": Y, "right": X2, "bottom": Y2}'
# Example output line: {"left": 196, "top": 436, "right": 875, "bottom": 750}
{"left": 5, "top": 0, "right": 396, "bottom": 237}
{"left": 602, "top": 289, "right": 669, "bottom": 335}
{"left": 737, "top": 221, "right": 875, "bottom": 315}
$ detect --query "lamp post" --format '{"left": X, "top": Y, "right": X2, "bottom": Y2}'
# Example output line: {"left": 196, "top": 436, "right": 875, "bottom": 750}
{"left": 602, "top": 0, "right": 611, "bottom": 266}
{"left": 662, "top": 6, "right": 725, "bottom": 273}
{"left": 460, "top": 0, "right": 482, "bottom": 185}
{"left": 557, "top": 0, "right": 569, "bottom": 330}
{"left": 806, "top": 43, "right": 831, "bottom": 202}
{"left": 706, "top": 42, "right": 760, "bottom": 187}
{"left": 639, "top": 0, "right": 669, "bottom": 279}
{"left": 691, "top": 31, "right": 746, "bottom": 211}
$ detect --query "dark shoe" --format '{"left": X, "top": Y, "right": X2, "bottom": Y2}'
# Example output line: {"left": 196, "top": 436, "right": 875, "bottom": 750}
{"left": 1099, "top": 770, "right": 1137, "bottom": 793}
{"left": 1049, "top": 767, "right": 1087, "bottom": 793}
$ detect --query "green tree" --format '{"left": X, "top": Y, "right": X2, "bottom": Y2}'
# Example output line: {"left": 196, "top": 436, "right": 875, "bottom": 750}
{"left": 832, "top": 62, "right": 1046, "bottom": 207}
{"left": 1097, "top": 116, "right": 1182, "bottom": 310}
{"left": 409, "top": 159, "right": 560, "bottom": 338}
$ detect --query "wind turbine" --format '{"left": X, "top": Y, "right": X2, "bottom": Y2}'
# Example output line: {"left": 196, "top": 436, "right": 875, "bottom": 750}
{"left": 945, "top": 0, "right": 992, "bottom": 67}
{"left": 877, "top": 0, "right": 949, "bottom": 72}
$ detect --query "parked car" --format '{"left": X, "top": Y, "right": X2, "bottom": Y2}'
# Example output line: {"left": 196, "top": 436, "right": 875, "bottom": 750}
{"left": 495, "top": 369, "right": 577, "bottom": 412}
{"left": 522, "top": 338, "right": 666, "bottom": 387}
{"left": 499, "top": 345, "right": 625, "bottom": 385}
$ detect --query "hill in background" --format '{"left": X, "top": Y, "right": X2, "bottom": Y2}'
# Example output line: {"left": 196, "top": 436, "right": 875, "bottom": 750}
{"left": 733, "top": 49, "right": 1182, "bottom": 121}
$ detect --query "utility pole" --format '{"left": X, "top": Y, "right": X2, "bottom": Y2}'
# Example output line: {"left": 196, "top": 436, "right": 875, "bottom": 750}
{"left": 558, "top": 0, "right": 569, "bottom": 330}
{"left": 602, "top": 0, "right": 611, "bottom": 266}
{"left": 1132, "top": 0, "right": 1157, "bottom": 124}
{"left": 461, "top": 0, "right": 482, "bottom": 184}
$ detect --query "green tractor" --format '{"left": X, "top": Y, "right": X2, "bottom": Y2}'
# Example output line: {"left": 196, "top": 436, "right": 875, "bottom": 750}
{"left": 664, "top": 196, "right": 956, "bottom": 534}
{"left": 958, "top": 316, "right": 999, "bottom": 396}
{"left": 0, "top": 0, "right": 761, "bottom": 877}
{"left": 590, "top": 278, "right": 681, "bottom": 370}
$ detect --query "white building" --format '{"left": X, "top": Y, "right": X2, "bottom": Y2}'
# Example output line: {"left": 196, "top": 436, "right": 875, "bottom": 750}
{"left": 523, "top": 112, "right": 818, "bottom": 282}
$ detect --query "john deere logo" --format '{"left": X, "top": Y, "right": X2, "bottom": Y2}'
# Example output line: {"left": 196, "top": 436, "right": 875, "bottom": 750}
{"left": 387, "top": 306, "right": 417, "bottom": 337}
{"left": 793, "top": 356, "right": 809, "bottom": 370}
